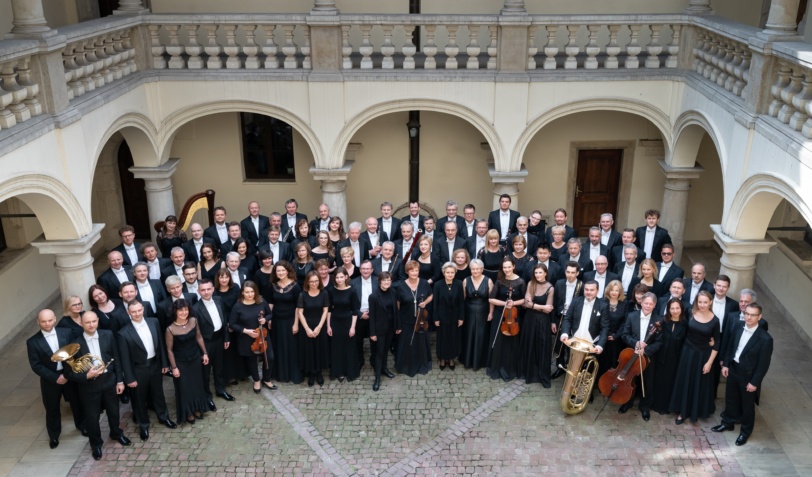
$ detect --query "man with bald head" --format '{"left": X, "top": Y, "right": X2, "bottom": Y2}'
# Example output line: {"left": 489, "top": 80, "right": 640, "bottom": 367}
{"left": 683, "top": 262, "right": 714, "bottom": 305}
{"left": 97, "top": 251, "right": 134, "bottom": 299}
{"left": 309, "top": 204, "right": 331, "bottom": 236}
{"left": 508, "top": 216, "right": 540, "bottom": 256}
{"left": 583, "top": 255, "right": 619, "bottom": 298}
{"left": 433, "top": 220, "right": 466, "bottom": 263}
{"left": 27, "top": 309, "right": 87, "bottom": 449}
{"left": 361, "top": 217, "right": 387, "bottom": 260}
{"left": 182, "top": 223, "right": 216, "bottom": 264}
{"left": 240, "top": 201, "right": 270, "bottom": 249}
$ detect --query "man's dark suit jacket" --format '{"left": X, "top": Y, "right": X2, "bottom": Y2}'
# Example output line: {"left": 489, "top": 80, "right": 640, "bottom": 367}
{"left": 240, "top": 215, "right": 270, "bottom": 247}
{"left": 377, "top": 216, "right": 403, "bottom": 242}
{"left": 656, "top": 295, "right": 689, "bottom": 316}
{"left": 351, "top": 275, "right": 379, "bottom": 313}
{"left": 583, "top": 271, "right": 620, "bottom": 296}
{"left": 466, "top": 234, "right": 487, "bottom": 260}
{"left": 192, "top": 297, "right": 231, "bottom": 342}
{"left": 720, "top": 312, "right": 769, "bottom": 366}
{"left": 371, "top": 256, "right": 403, "bottom": 280}
{"left": 487, "top": 209, "right": 520, "bottom": 240}
{"left": 656, "top": 262, "right": 685, "bottom": 289}
{"left": 116, "top": 317, "right": 168, "bottom": 384}
{"left": 400, "top": 214, "right": 426, "bottom": 234}
{"left": 360, "top": 231, "right": 389, "bottom": 260}
{"left": 204, "top": 224, "right": 227, "bottom": 247}
{"left": 554, "top": 278, "right": 583, "bottom": 317}
{"left": 634, "top": 225, "right": 673, "bottom": 260}
{"left": 136, "top": 279, "right": 168, "bottom": 316}
{"left": 160, "top": 264, "right": 184, "bottom": 288}
{"left": 65, "top": 329, "right": 123, "bottom": 386}
{"left": 280, "top": 213, "right": 308, "bottom": 242}
{"left": 435, "top": 216, "right": 465, "bottom": 239}
{"left": 683, "top": 278, "right": 714, "bottom": 303}
{"left": 508, "top": 232, "right": 540, "bottom": 257}
{"left": 458, "top": 221, "right": 478, "bottom": 240}
{"left": 182, "top": 237, "right": 217, "bottom": 264}
{"left": 545, "top": 225, "right": 577, "bottom": 248}
{"left": 97, "top": 266, "right": 134, "bottom": 297}
{"left": 602, "top": 230, "right": 623, "bottom": 253}
{"left": 112, "top": 243, "right": 143, "bottom": 267}
{"left": 338, "top": 238, "right": 371, "bottom": 265}
{"left": 583, "top": 243, "right": 609, "bottom": 265}
{"left": 722, "top": 324, "right": 773, "bottom": 391}
{"left": 560, "top": 296, "right": 609, "bottom": 349}
{"left": 27, "top": 327, "right": 74, "bottom": 384}
{"left": 620, "top": 311, "right": 664, "bottom": 356}
{"left": 432, "top": 236, "right": 467, "bottom": 263}
{"left": 522, "top": 260, "right": 562, "bottom": 286}
{"left": 557, "top": 253, "right": 593, "bottom": 280}
{"left": 309, "top": 217, "right": 331, "bottom": 237}
{"left": 610, "top": 244, "right": 645, "bottom": 269}
{"left": 257, "top": 241, "right": 292, "bottom": 264}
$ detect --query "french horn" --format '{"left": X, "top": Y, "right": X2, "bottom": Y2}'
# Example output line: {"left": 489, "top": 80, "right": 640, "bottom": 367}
{"left": 51, "top": 343, "right": 114, "bottom": 374}
{"left": 559, "top": 337, "right": 599, "bottom": 415}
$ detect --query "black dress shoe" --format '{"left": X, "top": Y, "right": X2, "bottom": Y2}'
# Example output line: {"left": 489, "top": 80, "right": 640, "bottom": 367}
{"left": 711, "top": 424, "right": 734, "bottom": 433}
{"left": 316, "top": 373, "right": 324, "bottom": 387}
{"left": 736, "top": 434, "right": 749, "bottom": 446}
{"left": 383, "top": 369, "right": 396, "bottom": 379}
{"left": 217, "top": 392, "right": 236, "bottom": 401}
{"left": 439, "top": 363, "right": 446, "bottom": 370}
{"left": 116, "top": 435, "right": 132, "bottom": 446}
{"left": 675, "top": 417, "right": 685, "bottom": 425}
{"left": 158, "top": 419, "right": 177, "bottom": 429}
{"left": 308, "top": 376, "right": 314, "bottom": 387}
{"left": 642, "top": 411, "right": 650, "bottom": 421}
{"left": 49, "top": 439, "right": 59, "bottom": 449}
{"left": 372, "top": 378, "right": 380, "bottom": 392}
{"left": 338, "top": 376, "right": 345, "bottom": 383}
{"left": 449, "top": 362, "right": 456, "bottom": 371}
{"left": 81, "top": 429, "right": 89, "bottom": 437}
{"left": 140, "top": 429, "right": 149, "bottom": 441}
{"left": 120, "top": 394, "right": 129, "bottom": 404}
{"left": 132, "top": 415, "right": 138, "bottom": 425}
{"left": 551, "top": 369, "right": 564, "bottom": 380}
{"left": 92, "top": 448, "right": 102, "bottom": 460}
{"left": 263, "top": 382, "right": 278, "bottom": 390}
{"left": 618, "top": 403, "right": 632, "bottom": 414}
{"left": 207, "top": 400, "right": 217, "bottom": 411}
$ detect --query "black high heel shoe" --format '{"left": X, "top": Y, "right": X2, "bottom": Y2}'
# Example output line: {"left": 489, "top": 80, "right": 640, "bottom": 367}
{"left": 316, "top": 373, "right": 324, "bottom": 387}
{"left": 308, "top": 376, "right": 315, "bottom": 387}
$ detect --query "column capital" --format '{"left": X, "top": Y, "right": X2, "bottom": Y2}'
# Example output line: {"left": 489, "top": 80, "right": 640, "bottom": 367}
{"left": 659, "top": 159, "right": 704, "bottom": 180}
{"left": 7, "top": 0, "right": 55, "bottom": 38}
{"left": 488, "top": 164, "right": 529, "bottom": 183}
{"left": 757, "top": 0, "right": 802, "bottom": 40}
{"left": 31, "top": 223, "right": 104, "bottom": 256}
{"left": 129, "top": 158, "right": 180, "bottom": 181}
{"left": 310, "top": 159, "right": 354, "bottom": 183}
{"left": 711, "top": 224, "right": 776, "bottom": 256}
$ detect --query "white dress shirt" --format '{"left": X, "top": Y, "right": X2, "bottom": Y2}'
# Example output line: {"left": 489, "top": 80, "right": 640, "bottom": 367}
{"left": 381, "top": 259, "right": 392, "bottom": 273}
{"left": 589, "top": 244, "right": 601, "bottom": 265}
{"left": 381, "top": 218, "right": 392, "bottom": 239}
{"left": 622, "top": 263, "right": 635, "bottom": 292}
{"left": 475, "top": 236, "right": 486, "bottom": 257}
{"left": 639, "top": 313, "right": 651, "bottom": 342}
{"left": 594, "top": 273, "right": 607, "bottom": 298}
{"left": 42, "top": 330, "right": 62, "bottom": 370}
{"left": 132, "top": 319, "right": 156, "bottom": 359}
{"left": 113, "top": 267, "right": 129, "bottom": 284}
{"left": 401, "top": 239, "right": 413, "bottom": 258}
{"left": 192, "top": 240, "right": 203, "bottom": 260}
{"left": 216, "top": 223, "right": 228, "bottom": 243}
{"left": 268, "top": 242, "right": 280, "bottom": 264}
{"left": 734, "top": 324, "right": 759, "bottom": 363}
{"left": 409, "top": 216, "right": 420, "bottom": 231}
{"left": 446, "top": 239, "right": 456, "bottom": 260}
{"left": 689, "top": 281, "right": 702, "bottom": 304}
{"left": 464, "top": 220, "right": 475, "bottom": 238}
{"left": 600, "top": 229, "right": 611, "bottom": 246}
{"left": 712, "top": 296, "right": 727, "bottom": 329}
{"left": 137, "top": 280, "right": 156, "bottom": 313}
{"left": 658, "top": 261, "right": 672, "bottom": 281}
{"left": 499, "top": 211, "right": 510, "bottom": 239}
{"left": 564, "top": 280, "right": 577, "bottom": 311}
{"left": 146, "top": 259, "right": 162, "bottom": 280}
{"left": 251, "top": 216, "right": 260, "bottom": 237}
{"left": 573, "top": 298, "right": 596, "bottom": 342}
{"left": 185, "top": 280, "right": 199, "bottom": 297}
{"left": 318, "top": 219, "right": 330, "bottom": 231}
{"left": 124, "top": 244, "right": 138, "bottom": 266}
{"left": 286, "top": 214, "right": 297, "bottom": 229}
{"left": 230, "top": 269, "right": 242, "bottom": 287}
{"left": 174, "top": 265, "right": 184, "bottom": 279}
{"left": 83, "top": 332, "right": 103, "bottom": 368}
{"left": 644, "top": 227, "right": 655, "bottom": 259}
{"left": 367, "top": 232, "right": 379, "bottom": 249}
{"left": 350, "top": 240, "right": 361, "bottom": 266}
{"left": 360, "top": 278, "right": 373, "bottom": 313}
{"left": 202, "top": 298, "right": 223, "bottom": 332}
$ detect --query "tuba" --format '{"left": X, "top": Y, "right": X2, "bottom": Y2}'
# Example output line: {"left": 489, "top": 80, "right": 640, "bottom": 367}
{"left": 51, "top": 343, "right": 114, "bottom": 374}
{"left": 559, "top": 337, "right": 599, "bottom": 415}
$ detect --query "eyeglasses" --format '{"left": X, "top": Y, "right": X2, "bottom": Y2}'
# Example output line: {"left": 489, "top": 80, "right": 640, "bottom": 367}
{"left": 661, "top": 252, "right": 673, "bottom": 256}
{"left": 742, "top": 312, "right": 760, "bottom": 318}
{"left": 70, "top": 303, "right": 82, "bottom": 307}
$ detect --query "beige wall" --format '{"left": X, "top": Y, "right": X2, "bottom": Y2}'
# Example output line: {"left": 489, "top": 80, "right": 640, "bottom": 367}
{"left": 169, "top": 112, "right": 322, "bottom": 224}
{"left": 684, "top": 134, "right": 724, "bottom": 243}
{"left": 757, "top": 246, "right": 812, "bottom": 339}
{"left": 0, "top": 247, "right": 60, "bottom": 348}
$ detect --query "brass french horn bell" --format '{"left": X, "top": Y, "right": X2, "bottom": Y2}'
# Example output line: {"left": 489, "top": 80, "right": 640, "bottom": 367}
{"left": 51, "top": 343, "right": 113, "bottom": 374}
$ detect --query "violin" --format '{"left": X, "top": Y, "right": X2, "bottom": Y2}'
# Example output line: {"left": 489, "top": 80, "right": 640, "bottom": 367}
{"left": 410, "top": 294, "right": 429, "bottom": 347}
{"left": 251, "top": 310, "right": 270, "bottom": 369}
{"left": 598, "top": 320, "right": 662, "bottom": 405}
{"left": 500, "top": 286, "right": 519, "bottom": 337}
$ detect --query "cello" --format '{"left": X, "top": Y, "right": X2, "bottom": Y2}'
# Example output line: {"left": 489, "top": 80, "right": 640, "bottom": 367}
{"left": 597, "top": 320, "right": 662, "bottom": 406}
{"left": 251, "top": 310, "right": 270, "bottom": 370}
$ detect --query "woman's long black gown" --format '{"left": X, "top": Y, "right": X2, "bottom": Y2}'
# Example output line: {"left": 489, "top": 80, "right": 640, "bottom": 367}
{"left": 433, "top": 280, "right": 464, "bottom": 360}
{"left": 669, "top": 315, "right": 721, "bottom": 422}
{"left": 518, "top": 283, "right": 553, "bottom": 387}
{"left": 598, "top": 300, "right": 628, "bottom": 382}
{"left": 270, "top": 282, "right": 303, "bottom": 384}
{"left": 460, "top": 276, "right": 491, "bottom": 370}
{"left": 395, "top": 279, "right": 433, "bottom": 377}
{"left": 166, "top": 320, "right": 209, "bottom": 422}
{"left": 297, "top": 290, "right": 330, "bottom": 376}
{"left": 328, "top": 286, "right": 360, "bottom": 381}
{"left": 487, "top": 277, "right": 525, "bottom": 381}
{"left": 652, "top": 319, "right": 688, "bottom": 414}
{"left": 216, "top": 285, "right": 247, "bottom": 383}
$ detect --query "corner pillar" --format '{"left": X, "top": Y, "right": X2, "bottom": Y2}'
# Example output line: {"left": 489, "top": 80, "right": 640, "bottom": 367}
{"left": 711, "top": 225, "right": 777, "bottom": 296}
{"left": 489, "top": 164, "right": 529, "bottom": 210}
{"left": 310, "top": 160, "right": 353, "bottom": 224}
{"left": 32, "top": 224, "right": 104, "bottom": 303}
{"left": 758, "top": 0, "right": 802, "bottom": 39}
{"left": 659, "top": 160, "right": 704, "bottom": 264}
{"left": 8, "top": 0, "right": 52, "bottom": 37}
{"left": 130, "top": 159, "right": 180, "bottom": 241}
{"left": 114, "top": 0, "right": 149, "bottom": 15}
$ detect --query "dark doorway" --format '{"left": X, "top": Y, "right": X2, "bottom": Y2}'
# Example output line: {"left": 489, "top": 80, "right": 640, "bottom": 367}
{"left": 97, "top": 0, "right": 119, "bottom": 17}
{"left": 116, "top": 141, "right": 151, "bottom": 240}
{"left": 573, "top": 149, "right": 623, "bottom": 237}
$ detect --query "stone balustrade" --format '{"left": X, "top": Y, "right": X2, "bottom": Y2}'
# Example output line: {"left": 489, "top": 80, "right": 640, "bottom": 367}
{"left": 0, "top": 51, "right": 43, "bottom": 131}
{"left": 766, "top": 58, "right": 812, "bottom": 137}
{"left": 691, "top": 29, "right": 751, "bottom": 97}
{"left": 61, "top": 24, "right": 138, "bottom": 100}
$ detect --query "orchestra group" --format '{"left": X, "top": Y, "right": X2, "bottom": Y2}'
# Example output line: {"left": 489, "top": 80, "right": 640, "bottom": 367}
{"left": 26, "top": 195, "right": 774, "bottom": 461}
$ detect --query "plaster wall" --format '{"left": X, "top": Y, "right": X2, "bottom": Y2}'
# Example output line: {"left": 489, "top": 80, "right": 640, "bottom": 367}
{"left": 756, "top": 245, "right": 812, "bottom": 339}
{"left": 684, "top": 134, "right": 724, "bottom": 242}
{"left": 0, "top": 247, "right": 59, "bottom": 347}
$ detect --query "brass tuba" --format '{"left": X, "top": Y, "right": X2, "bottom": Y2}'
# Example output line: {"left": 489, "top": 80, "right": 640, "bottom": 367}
{"left": 559, "top": 337, "right": 599, "bottom": 415}
{"left": 51, "top": 343, "right": 114, "bottom": 374}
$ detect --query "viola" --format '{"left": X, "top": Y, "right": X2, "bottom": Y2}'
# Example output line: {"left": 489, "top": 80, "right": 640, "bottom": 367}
{"left": 251, "top": 310, "right": 270, "bottom": 369}
{"left": 500, "top": 286, "right": 519, "bottom": 337}
{"left": 414, "top": 294, "right": 429, "bottom": 333}
{"left": 598, "top": 320, "right": 662, "bottom": 405}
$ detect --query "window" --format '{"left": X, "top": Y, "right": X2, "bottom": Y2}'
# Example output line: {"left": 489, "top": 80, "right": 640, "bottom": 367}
{"left": 240, "top": 112, "right": 296, "bottom": 181}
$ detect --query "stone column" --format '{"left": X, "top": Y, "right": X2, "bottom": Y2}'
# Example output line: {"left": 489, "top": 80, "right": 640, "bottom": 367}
{"left": 501, "top": 0, "right": 526, "bottom": 15}
{"left": 711, "top": 225, "right": 776, "bottom": 296}
{"left": 8, "top": 0, "right": 51, "bottom": 37}
{"left": 684, "top": 0, "right": 713, "bottom": 14}
{"left": 310, "top": 160, "right": 353, "bottom": 223}
{"left": 760, "top": 0, "right": 802, "bottom": 38}
{"left": 114, "top": 0, "right": 149, "bottom": 15}
{"left": 488, "top": 164, "right": 529, "bottom": 211}
{"left": 130, "top": 158, "right": 180, "bottom": 242}
{"left": 659, "top": 160, "right": 704, "bottom": 264}
{"left": 312, "top": 0, "right": 339, "bottom": 15}
{"left": 31, "top": 224, "right": 104, "bottom": 303}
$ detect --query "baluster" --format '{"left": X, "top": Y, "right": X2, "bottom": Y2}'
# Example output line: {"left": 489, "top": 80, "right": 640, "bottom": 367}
{"left": 445, "top": 25, "right": 459, "bottom": 69}
{"left": 466, "top": 25, "right": 481, "bottom": 70}
{"left": 301, "top": 26, "right": 311, "bottom": 69}
{"left": 184, "top": 25, "right": 203, "bottom": 69}
{"left": 527, "top": 26, "right": 538, "bottom": 70}
{"left": 221, "top": 25, "right": 240, "bottom": 69}
{"left": 732, "top": 50, "right": 750, "bottom": 96}
{"left": 789, "top": 73, "right": 812, "bottom": 131}
{"left": 97, "top": 35, "right": 114, "bottom": 84}
{"left": 63, "top": 44, "right": 80, "bottom": 99}
{"left": 149, "top": 25, "right": 166, "bottom": 69}
{"left": 262, "top": 25, "right": 279, "bottom": 69}
{"left": 625, "top": 25, "right": 641, "bottom": 69}
{"left": 423, "top": 25, "right": 438, "bottom": 70}
{"left": 203, "top": 25, "right": 223, "bottom": 69}
{"left": 403, "top": 25, "right": 417, "bottom": 70}
{"left": 282, "top": 25, "right": 298, "bottom": 69}
{"left": 487, "top": 25, "right": 498, "bottom": 70}
{"left": 85, "top": 39, "right": 103, "bottom": 87}
{"left": 89, "top": 37, "right": 107, "bottom": 86}
{"left": 243, "top": 25, "right": 260, "bottom": 69}
{"left": 802, "top": 79, "right": 812, "bottom": 137}
{"left": 564, "top": 25, "right": 579, "bottom": 69}
{"left": 16, "top": 58, "right": 41, "bottom": 117}
{"left": 710, "top": 39, "right": 728, "bottom": 82}
{"left": 165, "top": 25, "right": 185, "bottom": 69}
{"left": 585, "top": 25, "right": 600, "bottom": 70}
{"left": 358, "top": 25, "right": 373, "bottom": 69}
{"left": 724, "top": 46, "right": 742, "bottom": 92}
{"left": 716, "top": 43, "right": 734, "bottom": 86}
{"left": 543, "top": 25, "right": 559, "bottom": 70}
{"left": 0, "top": 64, "right": 16, "bottom": 129}
{"left": 768, "top": 64, "right": 792, "bottom": 116}
{"left": 0, "top": 62, "right": 30, "bottom": 123}
{"left": 106, "top": 34, "right": 122, "bottom": 80}
{"left": 75, "top": 41, "right": 96, "bottom": 93}
{"left": 605, "top": 25, "right": 621, "bottom": 69}
{"left": 665, "top": 25, "right": 680, "bottom": 68}
{"left": 777, "top": 69, "right": 804, "bottom": 124}
{"left": 341, "top": 25, "right": 352, "bottom": 69}
{"left": 703, "top": 36, "right": 720, "bottom": 78}
{"left": 121, "top": 30, "right": 136, "bottom": 74}
{"left": 645, "top": 25, "right": 662, "bottom": 68}
{"left": 692, "top": 30, "right": 707, "bottom": 73}
{"left": 381, "top": 25, "right": 395, "bottom": 70}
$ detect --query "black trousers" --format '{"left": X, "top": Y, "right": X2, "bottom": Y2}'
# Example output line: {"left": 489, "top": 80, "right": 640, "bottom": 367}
{"left": 624, "top": 361, "right": 656, "bottom": 412}
{"left": 356, "top": 317, "right": 376, "bottom": 366}
{"left": 721, "top": 364, "right": 758, "bottom": 436}
{"left": 40, "top": 378, "right": 85, "bottom": 440}
{"left": 131, "top": 359, "right": 169, "bottom": 430}
{"left": 373, "top": 330, "right": 395, "bottom": 378}
{"left": 203, "top": 334, "right": 226, "bottom": 397}
{"left": 78, "top": 373, "right": 122, "bottom": 450}
{"left": 243, "top": 351, "right": 272, "bottom": 383}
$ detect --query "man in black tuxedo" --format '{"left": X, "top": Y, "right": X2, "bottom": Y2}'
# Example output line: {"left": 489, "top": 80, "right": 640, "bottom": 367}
{"left": 65, "top": 311, "right": 131, "bottom": 460}
{"left": 258, "top": 226, "right": 291, "bottom": 264}
{"left": 551, "top": 262, "right": 583, "bottom": 378}
{"left": 193, "top": 279, "right": 234, "bottom": 408}
{"left": 557, "top": 238, "right": 593, "bottom": 280}
{"left": 721, "top": 290, "right": 769, "bottom": 376}
{"left": 133, "top": 262, "right": 167, "bottom": 316}
{"left": 614, "top": 244, "right": 641, "bottom": 298}
{"left": 400, "top": 201, "right": 426, "bottom": 236}
{"left": 436, "top": 201, "right": 465, "bottom": 240}
{"left": 240, "top": 201, "right": 270, "bottom": 249}
{"left": 204, "top": 206, "right": 229, "bottom": 248}
{"left": 97, "top": 251, "right": 133, "bottom": 299}
{"left": 372, "top": 241, "right": 403, "bottom": 282}
{"left": 619, "top": 292, "right": 663, "bottom": 421}
{"left": 378, "top": 201, "right": 402, "bottom": 242}
{"left": 309, "top": 204, "right": 331, "bottom": 237}
{"left": 684, "top": 263, "right": 714, "bottom": 305}
{"left": 116, "top": 301, "right": 176, "bottom": 441}
{"left": 523, "top": 244, "right": 562, "bottom": 286}
{"left": 352, "top": 262, "right": 378, "bottom": 369}
{"left": 583, "top": 255, "right": 618, "bottom": 298}
{"left": 466, "top": 220, "right": 488, "bottom": 259}
{"left": 656, "top": 278, "right": 689, "bottom": 316}
{"left": 280, "top": 198, "right": 308, "bottom": 243}
{"left": 423, "top": 216, "right": 441, "bottom": 243}
{"left": 656, "top": 244, "right": 684, "bottom": 288}
{"left": 459, "top": 204, "right": 477, "bottom": 239}
{"left": 710, "top": 274, "right": 742, "bottom": 397}
{"left": 585, "top": 227, "right": 609, "bottom": 268}
{"left": 181, "top": 262, "right": 201, "bottom": 298}
{"left": 487, "top": 194, "right": 520, "bottom": 245}
{"left": 394, "top": 222, "right": 417, "bottom": 261}
{"left": 362, "top": 217, "right": 387, "bottom": 260}
{"left": 610, "top": 228, "right": 644, "bottom": 270}
{"left": 257, "top": 213, "right": 283, "bottom": 249}
{"left": 508, "top": 216, "right": 540, "bottom": 257}
{"left": 224, "top": 252, "right": 250, "bottom": 289}
{"left": 112, "top": 225, "right": 141, "bottom": 267}
{"left": 141, "top": 242, "right": 170, "bottom": 282}
{"left": 599, "top": 213, "right": 622, "bottom": 252}
{"left": 635, "top": 209, "right": 673, "bottom": 260}
{"left": 160, "top": 247, "right": 186, "bottom": 285}
{"left": 433, "top": 221, "right": 467, "bottom": 264}
{"left": 157, "top": 276, "right": 199, "bottom": 331}
{"left": 220, "top": 222, "right": 244, "bottom": 257}
{"left": 545, "top": 208, "right": 578, "bottom": 246}
{"left": 339, "top": 222, "right": 371, "bottom": 266}
{"left": 182, "top": 223, "right": 216, "bottom": 264}
{"left": 27, "top": 309, "right": 86, "bottom": 449}
{"left": 559, "top": 280, "right": 609, "bottom": 356}
{"left": 712, "top": 303, "right": 773, "bottom": 446}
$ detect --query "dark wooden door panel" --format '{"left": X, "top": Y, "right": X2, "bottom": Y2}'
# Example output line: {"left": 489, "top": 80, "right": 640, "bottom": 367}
{"left": 573, "top": 149, "right": 622, "bottom": 237}
{"left": 117, "top": 141, "right": 152, "bottom": 240}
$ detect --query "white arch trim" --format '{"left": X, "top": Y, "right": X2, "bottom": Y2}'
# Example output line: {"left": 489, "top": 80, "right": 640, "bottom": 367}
{"left": 91, "top": 112, "right": 160, "bottom": 174}
{"left": 513, "top": 98, "right": 673, "bottom": 170}
{"left": 725, "top": 173, "right": 812, "bottom": 240}
{"left": 157, "top": 100, "right": 323, "bottom": 167}
{"left": 0, "top": 174, "right": 90, "bottom": 240}
{"left": 333, "top": 99, "right": 504, "bottom": 170}
{"left": 671, "top": 109, "right": 727, "bottom": 170}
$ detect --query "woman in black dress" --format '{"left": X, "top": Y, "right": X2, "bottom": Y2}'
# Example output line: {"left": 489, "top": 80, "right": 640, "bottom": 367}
{"left": 369, "top": 272, "right": 399, "bottom": 390}
{"left": 293, "top": 242, "right": 315, "bottom": 288}
{"left": 156, "top": 215, "right": 186, "bottom": 258}
{"left": 433, "top": 262, "right": 464, "bottom": 370}
{"left": 629, "top": 283, "right": 649, "bottom": 312}
{"left": 57, "top": 295, "right": 85, "bottom": 340}
{"left": 269, "top": 261, "right": 303, "bottom": 384}
{"left": 197, "top": 243, "right": 224, "bottom": 283}
{"left": 453, "top": 249, "right": 471, "bottom": 282}
{"left": 234, "top": 238, "right": 258, "bottom": 278}
{"left": 487, "top": 257, "right": 525, "bottom": 381}
{"left": 652, "top": 298, "right": 688, "bottom": 414}
{"left": 292, "top": 219, "right": 318, "bottom": 249}
{"left": 509, "top": 235, "right": 533, "bottom": 280}
{"left": 478, "top": 229, "right": 505, "bottom": 282}
{"left": 327, "top": 268, "right": 361, "bottom": 382}
{"left": 315, "top": 259, "right": 333, "bottom": 289}
{"left": 311, "top": 231, "right": 336, "bottom": 270}
{"left": 214, "top": 269, "right": 246, "bottom": 384}
{"left": 339, "top": 246, "right": 361, "bottom": 281}
{"left": 253, "top": 250, "right": 275, "bottom": 303}
{"left": 396, "top": 261, "right": 433, "bottom": 377}
{"left": 228, "top": 282, "right": 275, "bottom": 394}
{"left": 519, "top": 263, "right": 554, "bottom": 387}
{"left": 89, "top": 285, "right": 123, "bottom": 332}
{"left": 599, "top": 280, "right": 628, "bottom": 380}
{"left": 328, "top": 217, "right": 346, "bottom": 250}
{"left": 628, "top": 259, "right": 663, "bottom": 303}
{"left": 410, "top": 235, "right": 441, "bottom": 284}
{"left": 460, "top": 259, "right": 493, "bottom": 370}
{"left": 165, "top": 299, "right": 209, "bottom": 424}
{"left": 297, "top": 271, "right": 329, "bottom": 386}
{"left": 670, "top": 290, "right": 721, "bottom": 424}
{"left": 548, "top": 226, "right": 568, "bottom": 264}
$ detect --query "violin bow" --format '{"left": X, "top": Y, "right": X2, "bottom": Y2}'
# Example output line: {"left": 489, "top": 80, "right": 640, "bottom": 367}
{"left": 491, "top": 286, "right": 513, "bottom": 349}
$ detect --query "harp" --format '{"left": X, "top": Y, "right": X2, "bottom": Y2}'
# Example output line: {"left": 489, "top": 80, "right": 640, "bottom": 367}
{"left": 153, "top": 189, "right": 216, "bottom": 233}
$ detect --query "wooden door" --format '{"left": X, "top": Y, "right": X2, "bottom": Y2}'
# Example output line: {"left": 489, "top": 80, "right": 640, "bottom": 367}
{"left": 116, "top": 141, "right": 152, "bottom": 240}
{"left": 573, "top": 149, "right": 623, "bottom": 237}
